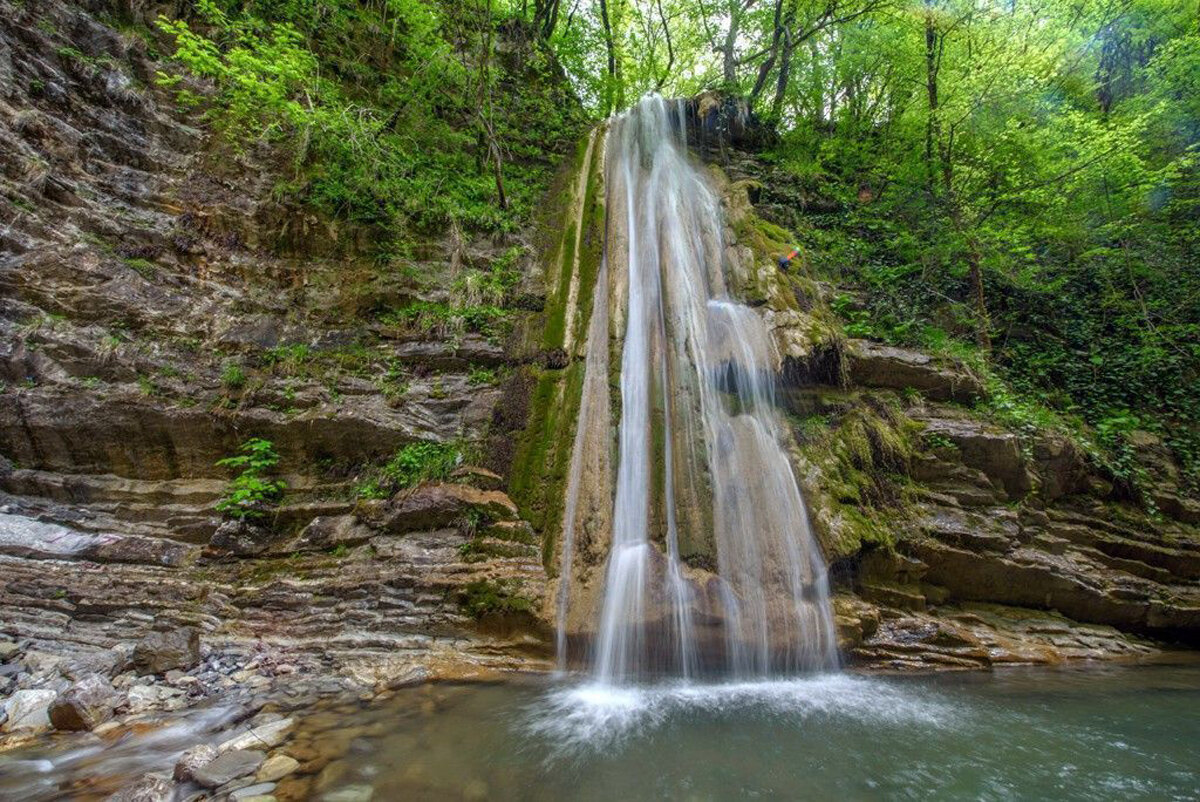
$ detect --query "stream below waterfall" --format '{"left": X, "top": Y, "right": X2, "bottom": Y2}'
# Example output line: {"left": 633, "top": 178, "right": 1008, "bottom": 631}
{"left": 3, "top": 662, "right": 1198, "bottom": 800}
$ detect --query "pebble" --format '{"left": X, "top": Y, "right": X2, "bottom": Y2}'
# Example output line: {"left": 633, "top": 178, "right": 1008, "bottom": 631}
{"left": 322, "top": 785, "right": 374, "bottom": 802}
{"left": 230, "top": 782, "right": 277, "bottom": 800}
{"left": 218, "top": 717, "right": 294, "bottom": 752}
{"left": 174, "top": 743, "right": 218, "bottom": 782}
{"left": 256, "top": 754, "right": 300, "bottom": 782}
{"left": 193, "top": 749, "right": 266, "bottom": 788}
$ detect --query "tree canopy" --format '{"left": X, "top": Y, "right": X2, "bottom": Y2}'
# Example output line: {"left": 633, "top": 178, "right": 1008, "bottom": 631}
{"left": 152, "top": 0, "right": 1198, "bottom": 494}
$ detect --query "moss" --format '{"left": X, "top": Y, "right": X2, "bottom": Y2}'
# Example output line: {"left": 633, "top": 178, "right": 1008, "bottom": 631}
{"left": 543, "top": 218, "right": 577, "bottom": 348}
{"left": 509, "top": 135, "right": 607, "bottom": 573}
{"left": 798, "top": 394, "right": 921, "bottom": 559}
{"left": 541, "top": 133, "right": 604, "bottom": 351}
{"left": 457, "top": 578, "right": 533, "bottom": 619}
{"left": 507, "top": 361, "right": 584, "bottom": 571}
{"left": 458, "top": 539, "right": 530, "bottom": 561}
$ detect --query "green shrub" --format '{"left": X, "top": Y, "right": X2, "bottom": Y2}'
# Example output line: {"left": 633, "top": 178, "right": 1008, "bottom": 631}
{"left": 355, "top": 440, "right": 462, "bottom": 499}
{"left": 221, "top": 362, "right": 246, "bottom": 389}
{"left": 215, "top": 437, "right": 286, "bottom": 520}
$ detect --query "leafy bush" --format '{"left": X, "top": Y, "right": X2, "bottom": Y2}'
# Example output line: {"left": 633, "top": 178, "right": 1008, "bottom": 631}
{"left": 355, "top": 440, "right": 461, "bottom": 498}
{"left": 215, "top": 437, "right": 286, "bottom": 519}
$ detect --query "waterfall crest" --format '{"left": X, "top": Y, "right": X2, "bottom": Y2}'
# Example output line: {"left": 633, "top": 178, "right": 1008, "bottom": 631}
{"left": 557, "top": 95, "right": 838, "bottom": 684}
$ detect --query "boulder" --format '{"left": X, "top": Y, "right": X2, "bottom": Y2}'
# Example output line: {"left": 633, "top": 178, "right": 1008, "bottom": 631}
{"left": 193, "top": 749, "right": 266, "bottom": 788}
{"left": 919, "top": 416, "right": 1032, "bottom": 499}
{"left": 174, "top": 743, "right": 219, "bottom": 782}
{"left": 218, "top": 717, "right": 294, "bottom": 752}
{"left": 255, "top": 754, "right": 299, "bottom": 782}
{"left": 1032, "top": 434, "right": 1088, "bottom": 502}
{"left": 208, "top": 519, "right": 273, "bottom": 557}
{"left": 0, "top": 513, "right": 197, "bottom": 566}
{"left": 105, "top": 773, "right": 174, "bottom": 802}
{"left": 379, "top": 483, "right": 518, "bottom": 533}
{"left": 845, "top": 340, "right": 984, "bottom": 402}
{"left": 231, "top": 783, "right": 277, "bottom": 800}
{"left": 449, "top": 465, "right": 505, "bottom": 491}
{"left": 49, "top": 674, "right": 117, "bottom": 731}
{"left": 2, "top": 689, "right": 57, "bottom": 733}
{"left": 291, "top": 516, "right": 373, "bottom": 553}
{"left": 131, "top": 627, "right": 200, "bottom": 675}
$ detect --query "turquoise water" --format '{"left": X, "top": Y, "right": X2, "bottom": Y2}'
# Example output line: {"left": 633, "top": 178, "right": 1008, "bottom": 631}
{"left": 3, "top": 663, "right": 1198, "bottom": 800}
{"left": 317, "top": 663, "right": 1200, "bottom": 801}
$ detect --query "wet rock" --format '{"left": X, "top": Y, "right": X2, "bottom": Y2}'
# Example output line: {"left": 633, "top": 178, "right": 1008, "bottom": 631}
{"left": 131, "top": 627, "right": 200, "bottom": 675}
{"left": 2, "top": 689, "right": 56, "bottom": 733}
{"left": 174, "top": 743, "right": 218, "bottom": 782}
{"left": 105, "top": 772, "right": 175, "bottom": 802}
{"left": 230, "top": 782, "right": 277, "bottom": 800}
{"left": 49, "top": 674, "right": 117, "bottom": 730}
{"left": 463, "top": 779, "right": 490, "bottom": 801}
{"left": 218, "top": 717, "right": 294, "bottom": 752}
{"left": 322, "top": 785, "right": 374, "bottom": 802}
{"left": 255, "top": 754, "right": 300, "bottom": 782}
{"left": 193, "top": 749, "right": 266, "bottom": 789}
{"left": 126, "top": 683, "right": 186, "bottom": 713}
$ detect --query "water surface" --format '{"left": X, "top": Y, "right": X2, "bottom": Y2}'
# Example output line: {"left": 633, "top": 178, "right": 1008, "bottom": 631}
{"left": 317, "top": 663, "right": 1200, "bottom": 800}
{"left": 4, "top": 663, "right": 1198, "bottom": 800}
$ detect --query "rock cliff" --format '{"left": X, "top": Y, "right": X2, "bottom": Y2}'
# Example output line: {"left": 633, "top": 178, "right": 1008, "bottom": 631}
{"left": 0, "top": 0, "right": 562, "bottom": 740}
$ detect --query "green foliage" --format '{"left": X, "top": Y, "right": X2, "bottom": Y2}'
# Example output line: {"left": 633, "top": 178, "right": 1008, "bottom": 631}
{"left": 457, "top": 578, "right": 532, "bottom": 618}
{"left": 154, "top": 0, "right": 587, "bottom": 239}
{"left": 380, "top": 301, "right": 511, "bottom": 341}
{"left": 467, "top": 365, "right": 499, "bottom": 385}
{"left": 221, "top": 361, "right": 246, "bottom": 389}
{"left": 355, "top": 440, "right": 461, "bottom": 498}
{"left": 768, "top": 0, "right": 1200, "bottom": 497}
{"left": 260, "top": 343, "right": 314, "bottom": 375}
{"left": 215, "top": 437, "right": 286, "bottom": 520}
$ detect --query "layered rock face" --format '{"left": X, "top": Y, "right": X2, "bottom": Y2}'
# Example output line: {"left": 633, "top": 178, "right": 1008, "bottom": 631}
{"left": 0, "top": 0, "right": 559, "bottom": 735}
{"left": 525, "top": 95, "right": 1199, "bottom": 673}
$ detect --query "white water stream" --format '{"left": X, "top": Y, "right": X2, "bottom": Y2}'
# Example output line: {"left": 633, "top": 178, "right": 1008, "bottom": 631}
{"left": 558, "top": 96, "right": 838, "bottom": 685}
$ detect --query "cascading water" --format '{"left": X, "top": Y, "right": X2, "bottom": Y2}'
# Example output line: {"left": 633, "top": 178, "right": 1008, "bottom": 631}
{"left": 557, "top": 95, "right": 838, "bottom": 685}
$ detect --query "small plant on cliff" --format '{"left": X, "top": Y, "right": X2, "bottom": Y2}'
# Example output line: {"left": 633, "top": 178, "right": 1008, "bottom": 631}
{"left": 354, "top": 440, "right": 462, "bottom": 499}
{"left": 215, "top": 438, "right": 286, "bottom": 520}
{"left": 221, "top": 362, "right": 246, "bottom": 390}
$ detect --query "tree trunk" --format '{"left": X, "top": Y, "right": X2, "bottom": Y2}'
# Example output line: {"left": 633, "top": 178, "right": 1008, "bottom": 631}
{"left": 770, "top": 26, "right": 795, "bottom": 122}
{"left": 924, "top": 5, "right": 939, "bottom": 198}
{"left": 749, "top": 0, "right": 785, "bottom": 104}
{"left": 722, "top": 0, "right": 741, "bottom": 87}
{"left": 599, "top": 0, "right": 620, "bottom": 114}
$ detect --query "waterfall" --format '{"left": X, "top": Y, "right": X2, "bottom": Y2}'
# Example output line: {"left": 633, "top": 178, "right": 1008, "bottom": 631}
{"left": 557, "top": 95, "right": 838, "bottom": 685}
